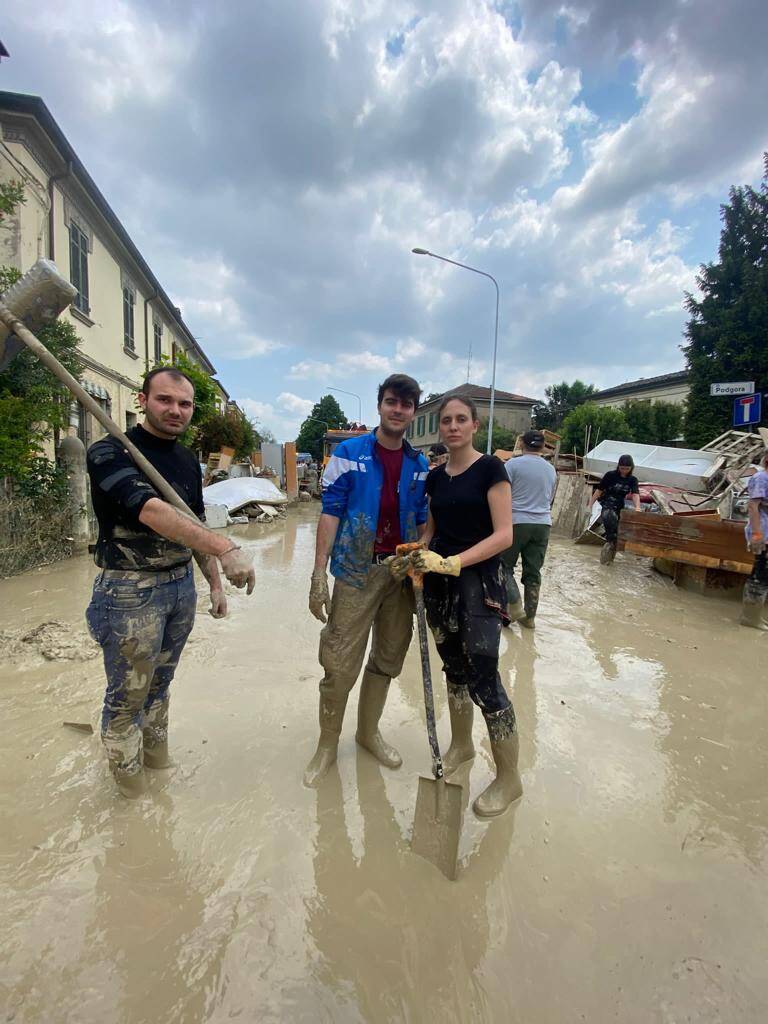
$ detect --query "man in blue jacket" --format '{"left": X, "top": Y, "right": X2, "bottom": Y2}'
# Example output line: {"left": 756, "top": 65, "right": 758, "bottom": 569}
{"left": 304, "top": 373, "right": 429, "bottom": 786}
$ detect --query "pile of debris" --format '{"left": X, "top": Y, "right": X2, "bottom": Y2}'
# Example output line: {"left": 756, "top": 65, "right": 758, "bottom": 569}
{"left": 203, "top": 477, "right": 289, "bottom": 527}
{"left": 580, "top": 428, "right": 767, "bottom": 593}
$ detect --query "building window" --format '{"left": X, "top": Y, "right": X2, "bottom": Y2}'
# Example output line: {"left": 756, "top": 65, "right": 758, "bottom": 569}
{"left": 153, "top": 321, "right": 163, "bottom": 364}
{"left": 69, "top": 222, "right": 90, "bottom": 314}
{"left": 417, "top": 415, "right": 425, "bottom": 437}
{"left": 123, "top": 285, "right": 135, "bottom": 350}
{"left": 428, "top": 411, "right": 438, "bottom": 433}
{"left": 126, "top": 411, "right": 137, "bottom": 431}
{"left": 171, "top": 341, "right": 178, "bottom": 363}
{"left": 407, "top": 422, "right": 414, "bottom": 438}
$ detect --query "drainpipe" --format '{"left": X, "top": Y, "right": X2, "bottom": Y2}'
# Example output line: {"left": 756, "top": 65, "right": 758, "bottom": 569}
{"left": 143, "top": 289, "right": 157, "bottom": 372}
{"left": 48, "top": 161, "right": 72, "bottom": 260}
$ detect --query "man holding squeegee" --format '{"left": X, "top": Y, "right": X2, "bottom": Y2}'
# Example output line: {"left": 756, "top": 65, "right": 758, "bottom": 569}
{"left": 86, "top": 366, "right": 255, "bottom": 798}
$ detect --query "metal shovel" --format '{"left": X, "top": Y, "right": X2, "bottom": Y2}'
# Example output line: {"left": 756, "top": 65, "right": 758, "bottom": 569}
{"left": 397, "top": 544, "right": 463, "bottom": 880}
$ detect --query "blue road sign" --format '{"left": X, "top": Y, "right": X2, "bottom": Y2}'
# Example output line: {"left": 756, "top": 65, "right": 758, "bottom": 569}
{"left": 733, "top": 392, "right": 761, "bottom": 426}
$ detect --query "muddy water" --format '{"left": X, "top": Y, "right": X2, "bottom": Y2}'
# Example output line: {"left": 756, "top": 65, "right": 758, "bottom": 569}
{"left": 1, "top": 506, "right": 767, "bottom": 1023}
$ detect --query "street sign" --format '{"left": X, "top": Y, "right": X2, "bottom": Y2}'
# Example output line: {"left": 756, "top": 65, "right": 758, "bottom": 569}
{"left": 733, "top": 393, "right": 761, "bottom": 426}
{"left": 711, "top": 381, "right": 755, "bottom": 396}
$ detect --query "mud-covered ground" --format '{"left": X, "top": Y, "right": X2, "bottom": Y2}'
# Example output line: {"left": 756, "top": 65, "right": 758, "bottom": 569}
{"left": 1, "top": 506, "right": 767, "bottom": 1023}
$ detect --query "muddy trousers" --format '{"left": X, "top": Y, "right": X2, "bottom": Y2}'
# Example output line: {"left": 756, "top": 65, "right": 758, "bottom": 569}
{"left": 501, "top": 523, "right": 551, "bottom": 605}
{"left": 744, "top": 551, "right": 768, "bottom": 604}
{"left": 86, "top": 564, "right": 196, "bottom": 775}
{"left": 318, "top": 564, "right": 414, "bottom": 707}
{"left": 600, "top": 507, "right": 621, "bottom": 544}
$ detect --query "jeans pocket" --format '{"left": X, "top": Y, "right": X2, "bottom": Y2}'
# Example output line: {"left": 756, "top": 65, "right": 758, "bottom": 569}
{"left": 107, "top": 581, "right": 154, "bottom": 612}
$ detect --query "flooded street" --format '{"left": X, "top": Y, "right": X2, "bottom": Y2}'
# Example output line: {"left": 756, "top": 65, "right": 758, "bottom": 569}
{"left": 2, "top": 505, "right": 767, "bottom": 1023}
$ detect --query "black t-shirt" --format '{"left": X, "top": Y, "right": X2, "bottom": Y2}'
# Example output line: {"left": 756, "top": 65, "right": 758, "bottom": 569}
{"left": 87, "top": 424, "right": 205, "bottom": 571}
{"left": 597, "top": 469, "right": 639, "bottom": 512}
{"left": 426, "top": 455, "right": 510, "bottom": 558}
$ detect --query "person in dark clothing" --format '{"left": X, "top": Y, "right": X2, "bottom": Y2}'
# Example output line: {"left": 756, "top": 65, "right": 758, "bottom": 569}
{"left": 588, "top": 454, "right": 641, "bottom": 564}
{"left": 406, "top": 393, "right": 521, "bottom": 819}
{"left": 86, "top": 367, "right": 255, "bottom": 798}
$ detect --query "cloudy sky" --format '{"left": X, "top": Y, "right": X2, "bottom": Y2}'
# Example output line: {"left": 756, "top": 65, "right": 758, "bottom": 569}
{"left": 3, "top": 0, "right": 767, "bottom": 438}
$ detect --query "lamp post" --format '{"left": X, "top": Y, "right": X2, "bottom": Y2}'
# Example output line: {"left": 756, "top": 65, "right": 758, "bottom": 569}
{"left": 326, "top": 385, "right": 363, "bottom": 426}
{"left": 412, "top": 247, "right": 500, "bottom": 455}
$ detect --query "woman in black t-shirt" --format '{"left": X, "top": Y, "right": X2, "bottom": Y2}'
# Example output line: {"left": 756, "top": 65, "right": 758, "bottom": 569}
{"left": 587, "top": 453, "right": 641, "bottom": 564}
{"left": 409, "top": 394, "right": 522, "bottom": 818}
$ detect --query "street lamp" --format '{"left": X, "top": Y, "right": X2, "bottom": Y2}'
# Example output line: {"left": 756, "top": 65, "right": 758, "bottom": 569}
{"left": 326, "top": 385, "right": 363, "bottom": 426}
{"left": 412, "top": 247, "right": 500, "bottom": 455}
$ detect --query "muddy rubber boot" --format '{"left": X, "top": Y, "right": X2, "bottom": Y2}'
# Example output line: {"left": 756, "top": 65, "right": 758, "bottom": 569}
{"left": 112, "top": 767, "right": 147, "bottom": 799}
{"left": 507, "top": 599, "right": 525, "bottom": 624}
{"left": 520, "top": 583, "right": 540, "bottom": 629}
{"left": 442, "top": 684, "right": 476, "bottom": 776}
{"left": 303, "top": 694, "right": 348, "bottom": 788}
{"left": 143, "top": 736, "right": 171, "bottom": 769}
{"left": 473, "top": 709, "right": 522, "bottom": 818}
{"left": 600, "top": 541, "right": 617, "bottom": 565}
{"left": 355, "top": 670, "right": 402, "bottom": 769}
{"left": 740, "top": 588, "right": 768, "bottom": 631}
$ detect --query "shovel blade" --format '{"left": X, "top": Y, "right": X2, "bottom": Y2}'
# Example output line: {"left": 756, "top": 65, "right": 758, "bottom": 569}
{"left": 412, "top": 775, "right": 464, "bottom": 881}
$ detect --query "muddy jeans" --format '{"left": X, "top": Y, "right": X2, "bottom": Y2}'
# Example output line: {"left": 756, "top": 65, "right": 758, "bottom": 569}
{"left": 502, "top": 523, "right": 551, "bottom": 604}
{"left": 745, "top": 551, "right": 768, "bottom": 602}
{"left": 86, "top": 563, "right": 197, "bottom": 774}
{"left": 600, "top": 507, "right": 621, "bottom": 544}
{"left": 319, "top": 564, "right": 414, "bottom": 701}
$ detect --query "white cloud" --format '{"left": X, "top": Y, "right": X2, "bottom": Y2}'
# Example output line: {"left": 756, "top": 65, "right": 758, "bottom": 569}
{"left": 338, "top": 351, "right": 391, "bottom": 373}
{"left": 277, "top": 392, "right": 314, "bottom": 415}
{"left": 288, "top": 360, "right": 334, "bottom": 380}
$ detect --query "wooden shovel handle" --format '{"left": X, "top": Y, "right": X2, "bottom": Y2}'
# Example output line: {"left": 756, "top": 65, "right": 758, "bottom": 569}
{"left": 395, "top": 541, "right": 424, "bottom": 588}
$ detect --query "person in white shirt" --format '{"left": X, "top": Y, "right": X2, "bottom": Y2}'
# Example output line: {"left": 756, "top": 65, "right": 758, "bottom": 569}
{"left": 502, "top": 430, "right": 557, "bottom": 628}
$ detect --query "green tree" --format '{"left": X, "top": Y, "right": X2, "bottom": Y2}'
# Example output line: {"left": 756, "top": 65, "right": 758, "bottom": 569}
{"left": 0, "top": 188, "right": 83, "bottom": 483}
{"left": 560, "top": 402, "right": 633, "bottom": 457}
{"left": 533, "top": 380, "right": 596, "bottom": 431}
{"left": 474, "top": 420, "right": 519, "bottom": 453}
{"left": 683, "top": 157, "right": 768, "bottom": 447}
{"left": 650, "top": 401, "right": 684, "bottom": 444}
{"left": 296, "top": 394, "right": 346, "bottom": 461}
{"left": 197, "top": 406, "right": 259, "bottom": 459}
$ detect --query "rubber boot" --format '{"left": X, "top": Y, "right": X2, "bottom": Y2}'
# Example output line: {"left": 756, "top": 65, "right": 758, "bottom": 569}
{"left": 740, "top": 583, "right": 768, "bottom": 631}
{"left": 600, "top": 541, "right": 617, "bottom": 565}
{"left": 142, "top": 722, "right": 171, "bottom": 769}
{"left": 112, "top": 767, "right": 147, "bottom": 799}
{"left": 473, "top": 708, "right": 523, "bottom": 819}
{"left": 442, "top": 684, "right": 476, "bottom": 776}
{"left": 507, "top": 599, "right": 525, "bottom": 623}
{"left": 505, "top": 571, "right": 525, "bottom": 624}
{"left": 355, "top": 670, "right": 402, "bottom": 769}
{"left": 520, "top": 583, "right": 540, "bottom": 629}
{"left": 303, "top": 694, "right": 349, "bottom": 788}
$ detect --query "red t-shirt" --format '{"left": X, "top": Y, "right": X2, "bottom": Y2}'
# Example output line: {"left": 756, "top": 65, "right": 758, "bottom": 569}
{"left": 374, "top": 442, "right": 403, "bottom": 554}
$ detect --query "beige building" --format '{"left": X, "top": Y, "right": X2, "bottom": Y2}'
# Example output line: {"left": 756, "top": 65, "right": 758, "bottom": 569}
{"left": 0, "top": 90, "right": 219, "bottom": 449}
{"left": 407, "top": 383, "right": 537, "bottom": 451}
{"left": 591, "top": 370, "right": 690, "bottom": 409}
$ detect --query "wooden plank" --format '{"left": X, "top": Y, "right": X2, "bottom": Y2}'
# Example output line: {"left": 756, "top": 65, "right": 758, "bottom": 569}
{"left": 618, "top": 510, "right": 754, "bottom": 569}
{"left": 721, "top": 559, "right": 753, "bottom": 575}
{"left": 623, "top": 541, "right": 721, "bottom": 568}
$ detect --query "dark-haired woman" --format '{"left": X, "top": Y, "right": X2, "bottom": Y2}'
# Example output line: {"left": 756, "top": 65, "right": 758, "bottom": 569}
{"left": 409, "top": 394, "right": 522, "bottom": 818}
{"left": 588, "top": 453, "right": 641, "bottom": 564}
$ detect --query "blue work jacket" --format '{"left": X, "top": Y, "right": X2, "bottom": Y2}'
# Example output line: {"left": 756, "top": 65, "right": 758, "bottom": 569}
{"left": 321, "top": 429, "right": 429, "bottom": 589}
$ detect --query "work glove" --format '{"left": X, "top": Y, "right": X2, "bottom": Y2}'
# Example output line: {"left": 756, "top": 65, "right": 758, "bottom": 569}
{"left": 209, "top": 587, "right": 228, "bottom": 619}
{"left": 749, "top": 532, "right": 766, "bottom": 555}
{"left": 219, "top": 546, "right": 256, "bottom": 594}
{"left": 385, "top": 553, "right": 412, "bottom": 582}
{"left": 309, "top": 570, "right": 332, "bottom": 623}
{"left": 410, "top": 550, "right": 461, "bottom": 576}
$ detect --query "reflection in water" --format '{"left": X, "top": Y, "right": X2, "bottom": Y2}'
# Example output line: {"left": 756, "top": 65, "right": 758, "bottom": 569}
{"left": 91, "top": 796, "right": 208, "bottom": 1023}
{"left": 307, "top": 752, "right": 519, "bottom": 1020}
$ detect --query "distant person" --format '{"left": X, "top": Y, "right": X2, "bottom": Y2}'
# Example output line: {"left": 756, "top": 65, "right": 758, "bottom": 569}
{"left": 588, "top": 454, "right": 641, "bottom": 564}
{"left": 502, "top": 430, "right": 557, "bottom": 628}
{"left": 428, "top": 442, "right": 449, "bottom": 469}
{"left": 85, "top": 368, "right": 255, "bottom": 798}
{"left": 741, "top": 450, "right": 768, "bottom": 630}
{"left": 409, "top": 393, "right": 520, "bottom": 818}
{"left": 304, "top": 374, "right": 429, "bottom": 786}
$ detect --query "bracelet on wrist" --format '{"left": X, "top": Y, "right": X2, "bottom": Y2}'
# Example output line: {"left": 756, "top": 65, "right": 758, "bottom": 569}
{"left": 220, "top": 544, "right": 240, "bottom": 556}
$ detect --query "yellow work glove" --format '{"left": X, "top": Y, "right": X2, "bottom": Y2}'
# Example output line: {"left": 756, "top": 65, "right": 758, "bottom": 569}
{"left": 411, "top": 550, "right": 461, "bottom": 576}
